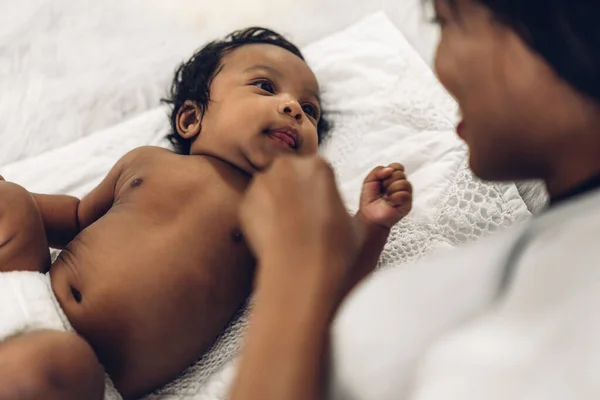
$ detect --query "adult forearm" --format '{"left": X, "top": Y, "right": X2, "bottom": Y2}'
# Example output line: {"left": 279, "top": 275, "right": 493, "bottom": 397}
{"left": 230, "top": 260, "right": 336, "bottom": 400}
{"left": 229, "top": 226, "right": 386, "bottom": 400}
{"left": 231, "top": 155, "right": 368, "bottom": 400}
{"left": 32, "top": 194, "right": 81, "bottom": 249}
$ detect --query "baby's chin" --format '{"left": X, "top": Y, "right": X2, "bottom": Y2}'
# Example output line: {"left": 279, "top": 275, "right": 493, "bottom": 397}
{"left": 246, "top": 154, "right": 275, "bottom": 174}
{"left": 246, "top": 148, "right": 300, "bottom": 173}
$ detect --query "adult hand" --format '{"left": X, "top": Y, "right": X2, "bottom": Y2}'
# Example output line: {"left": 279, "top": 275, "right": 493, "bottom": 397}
{"left": 240, "top": 155, "right": 362, "bottom": 308}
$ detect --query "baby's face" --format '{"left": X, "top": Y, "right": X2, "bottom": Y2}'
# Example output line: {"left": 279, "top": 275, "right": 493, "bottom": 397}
{"left": 189, "top": 44, "right": 321, "bottom": 173}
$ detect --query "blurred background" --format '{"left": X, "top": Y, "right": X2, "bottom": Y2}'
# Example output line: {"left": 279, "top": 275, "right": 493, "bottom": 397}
{"left": 0, "top": 0, "right": 440, "bottom": 164}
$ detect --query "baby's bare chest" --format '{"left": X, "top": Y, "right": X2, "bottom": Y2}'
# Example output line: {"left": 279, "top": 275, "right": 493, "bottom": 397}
{"left": 115, "top": 166, "right": 245, "bottom": 226}
{"left": 72, "top": 164, "right": 252, "bottom": 275}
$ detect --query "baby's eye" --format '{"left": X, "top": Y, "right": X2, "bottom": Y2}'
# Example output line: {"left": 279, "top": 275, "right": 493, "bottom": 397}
{"left": 302, "top": 104, "right": 320, "bottom": 120}
{"left": 252, "top": 79, "right": 276, "bottom": 94}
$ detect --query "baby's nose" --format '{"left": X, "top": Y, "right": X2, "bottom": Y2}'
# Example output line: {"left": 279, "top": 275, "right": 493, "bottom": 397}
{"left": 278, "top": 100, "right": 303, "bottom": 123}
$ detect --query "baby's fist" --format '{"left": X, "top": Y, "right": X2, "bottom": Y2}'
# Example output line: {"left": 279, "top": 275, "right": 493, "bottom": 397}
{"left": 358, "top": 163, "right": 412, "bottom": 228}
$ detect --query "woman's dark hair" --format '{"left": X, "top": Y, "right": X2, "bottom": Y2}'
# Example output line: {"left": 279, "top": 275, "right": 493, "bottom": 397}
{"left": 430, "top": 0, "right": 600, "bottom": 103}
{"left": 162, "top": 27, "right": 331, "bottom": 154}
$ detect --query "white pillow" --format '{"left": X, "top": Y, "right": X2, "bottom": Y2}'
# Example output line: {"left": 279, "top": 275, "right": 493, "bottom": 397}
{"left": 306, "top": 13, "right": 529, "bottom": 265}
{"left": 1, "top": 12, "right": 530, "bottom": 400}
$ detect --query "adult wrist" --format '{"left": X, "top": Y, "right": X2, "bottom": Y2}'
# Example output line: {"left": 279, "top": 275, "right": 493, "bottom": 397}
{"left": 256, "top": 256, "right": 347, "bottom": 322}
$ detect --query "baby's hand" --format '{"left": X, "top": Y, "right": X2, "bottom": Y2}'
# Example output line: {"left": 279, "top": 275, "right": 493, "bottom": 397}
{"left": 357, "top": 163, "right": 412, "bottom": 229}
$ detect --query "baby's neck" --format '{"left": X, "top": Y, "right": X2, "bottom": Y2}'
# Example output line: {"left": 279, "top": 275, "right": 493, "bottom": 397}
{"left": 191, "top": 153, "right": 253, "bottom": 188}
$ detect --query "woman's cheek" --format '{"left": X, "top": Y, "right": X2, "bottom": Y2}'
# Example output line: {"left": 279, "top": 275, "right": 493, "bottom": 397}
{"left": 434, "top": 38, "right": 458, "bottom": 100}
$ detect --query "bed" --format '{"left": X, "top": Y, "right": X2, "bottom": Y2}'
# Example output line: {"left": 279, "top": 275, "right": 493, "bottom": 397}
{"left": 0, "top": 1, "right": 546, "bottom": 399}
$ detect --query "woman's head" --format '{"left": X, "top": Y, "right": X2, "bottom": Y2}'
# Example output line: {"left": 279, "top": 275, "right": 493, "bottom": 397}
{"left": 430, "top": 0, "right": 600, "bottom": 195}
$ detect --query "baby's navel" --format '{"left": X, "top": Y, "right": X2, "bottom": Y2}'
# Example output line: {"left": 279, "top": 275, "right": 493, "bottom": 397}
{"left": 130, "top": 178, "right": 143, "bottom": 188}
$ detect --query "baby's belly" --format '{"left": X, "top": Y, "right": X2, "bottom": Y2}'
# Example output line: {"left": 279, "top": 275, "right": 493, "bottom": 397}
{"left": 49, "top": 227, "right": 254, "bottom": 398}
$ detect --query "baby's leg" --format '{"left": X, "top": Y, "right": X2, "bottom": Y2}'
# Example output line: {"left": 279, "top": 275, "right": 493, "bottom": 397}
{"left": 0, "top": 179, "right": 51, "bottom": 272}
{"left": 0, "top": 330, "right": 105, "bottom": 400}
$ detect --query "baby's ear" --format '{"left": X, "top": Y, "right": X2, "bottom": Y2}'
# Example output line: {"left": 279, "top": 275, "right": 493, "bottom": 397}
{"left": 176, "top": 101, "right": 202, "bottom": 139}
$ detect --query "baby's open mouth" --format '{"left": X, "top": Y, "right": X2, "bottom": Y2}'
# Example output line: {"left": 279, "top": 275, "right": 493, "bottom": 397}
{"left": 266, "top": 128, "right": 298, "bottom": 149}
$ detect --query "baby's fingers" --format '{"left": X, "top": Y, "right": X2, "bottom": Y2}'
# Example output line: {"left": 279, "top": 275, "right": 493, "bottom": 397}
{"left": 385, "top": 179, "right": 412, "bottom": 195}
{"left": 386, "top": 190, "right": 412, "bottom": 208}
{"left": 387, "top": 163, "right": 405, "bottom": 172}
{"left": 382, "top": 171, "right": 407, "bottom": 190}
{"left": 365, "top": 166, "right": 392, "bottom": 183}
{"left": 378, "top": 163, "right": 405, "bottom": 179}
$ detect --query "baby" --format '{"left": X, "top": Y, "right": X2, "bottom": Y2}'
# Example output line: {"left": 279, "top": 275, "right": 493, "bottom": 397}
{"left": 0, "top": 28, "right": 412, "bottom": 399}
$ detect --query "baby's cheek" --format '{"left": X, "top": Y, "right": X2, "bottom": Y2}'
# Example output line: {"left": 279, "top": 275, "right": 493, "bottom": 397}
{"left": 303, "top": 135, "right": 319, "bottom": 155}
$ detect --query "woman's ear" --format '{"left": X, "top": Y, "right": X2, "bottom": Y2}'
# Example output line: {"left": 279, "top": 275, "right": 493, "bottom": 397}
{"left": 176, "top": 100, "right": 202, "bottom": 139}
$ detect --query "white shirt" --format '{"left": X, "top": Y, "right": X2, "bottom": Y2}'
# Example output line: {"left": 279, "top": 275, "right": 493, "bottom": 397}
{"left": 330, "top": 190, "right": 600, "bottom": 400}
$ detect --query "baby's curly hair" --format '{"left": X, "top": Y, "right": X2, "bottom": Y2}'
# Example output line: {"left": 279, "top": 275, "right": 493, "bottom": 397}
{"left": 162, "top": 27, "right": 332, "bottom": 155}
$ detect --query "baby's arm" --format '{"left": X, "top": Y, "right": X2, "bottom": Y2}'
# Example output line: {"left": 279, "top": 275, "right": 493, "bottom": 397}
{"left": 345, "top": 220, "right": 390, "bottom": 292}
{"left": 345, "top": 164, "right": 412, "bottom": 293}
{"left": 32, "top": 155, "right": 128, "bottom": 249}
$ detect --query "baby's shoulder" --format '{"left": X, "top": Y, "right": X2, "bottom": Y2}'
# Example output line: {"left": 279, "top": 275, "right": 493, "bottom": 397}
{"left": 115, "top": 146, "right": 178, "bottom": 174}
{"left": 111, "top": 146, "right": 179, "bottom": 188}
{"left": 119, "top": 146, "right": 173, "bottom": 165}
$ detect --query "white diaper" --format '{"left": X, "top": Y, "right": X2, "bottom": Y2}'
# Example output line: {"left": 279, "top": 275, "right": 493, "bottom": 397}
{"left": 0, "top": 271, "right": 122, "bottom": 400}
{"left": 0, "top": 271, "right": 71, "bottom": 338}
